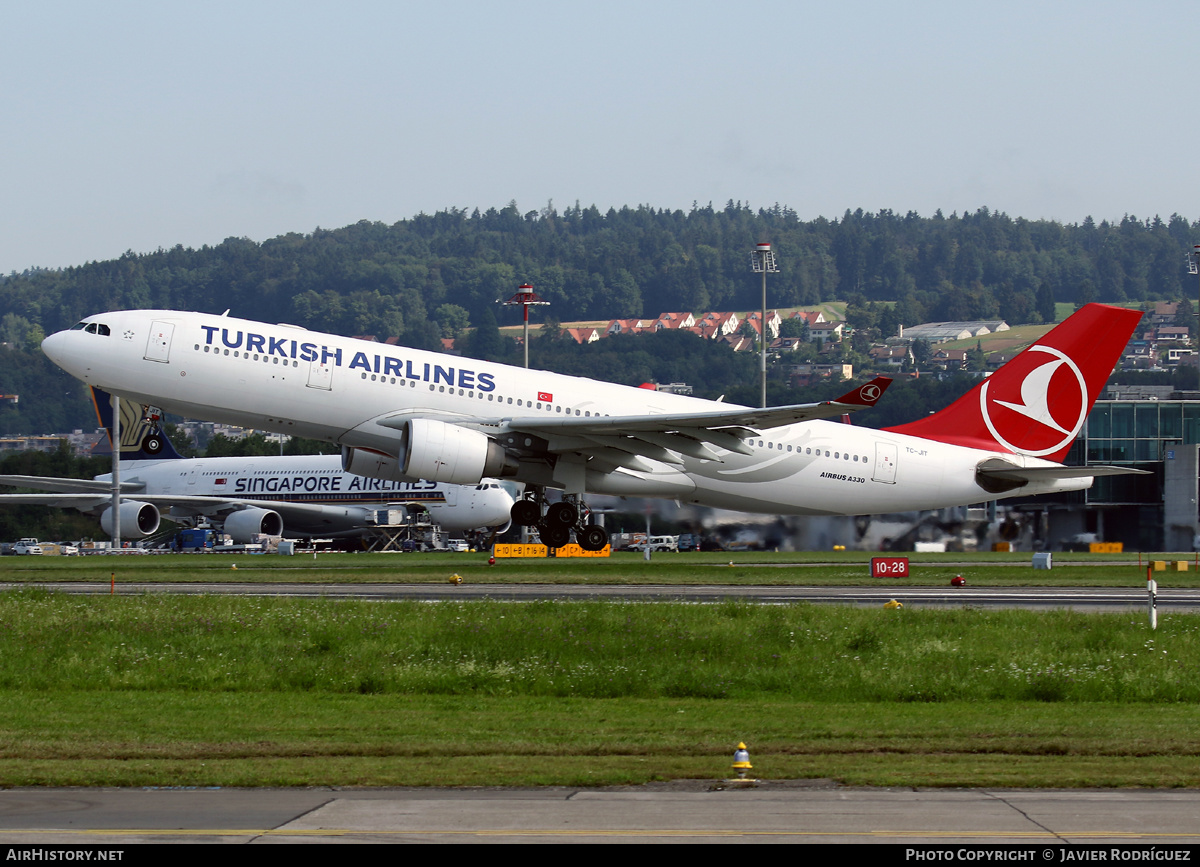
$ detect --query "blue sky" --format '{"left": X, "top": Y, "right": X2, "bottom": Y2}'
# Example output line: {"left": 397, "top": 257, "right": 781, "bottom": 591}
{"left": 2, "top": 0, "right": 1197, "bottom": 273}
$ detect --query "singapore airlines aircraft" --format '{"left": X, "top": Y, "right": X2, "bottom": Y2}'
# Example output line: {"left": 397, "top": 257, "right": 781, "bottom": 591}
{"left": 41, "top": 303, "right": 1144, "bottom": 551}
{"left": 0, "top": 387, "right": 515, "bottom": 541}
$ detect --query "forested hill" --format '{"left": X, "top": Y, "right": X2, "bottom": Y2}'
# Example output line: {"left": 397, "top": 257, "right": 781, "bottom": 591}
{"left": 2, "top": 203, "right": 1198, "bottom": 346}
{"left": 0, "top": 202, "right": 1196, "bottom": 436}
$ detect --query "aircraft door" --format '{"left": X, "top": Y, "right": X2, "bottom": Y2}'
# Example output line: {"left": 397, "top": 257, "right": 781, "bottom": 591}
{"left": 872, "top": 443, "right": 898, "bottom": 484}
{"left": 307, "top": 360, "right": 334, "bottom": 390}
{"left": 144, "top": 321, "right": 175, "bottom": 363}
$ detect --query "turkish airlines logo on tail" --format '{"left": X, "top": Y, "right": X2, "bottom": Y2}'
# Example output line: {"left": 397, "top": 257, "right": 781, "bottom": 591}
{"left": 979, "top": 346, "right": 1088, "bottom": 457}
{"left": 858, "top": 383, "right": 882, "bottom": 402}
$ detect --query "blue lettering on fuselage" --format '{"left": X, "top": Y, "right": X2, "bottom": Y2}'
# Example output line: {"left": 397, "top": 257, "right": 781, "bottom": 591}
{"left": 199, "top": 323, "right": 499, "bottom": 392}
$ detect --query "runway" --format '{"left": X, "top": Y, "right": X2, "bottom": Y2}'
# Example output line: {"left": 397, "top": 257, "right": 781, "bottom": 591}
{"left": 1, "top": 784, "right": 1199, "bottom": 844}
{"left": 3, "top": 581, "right": 1195, "bottom": 611}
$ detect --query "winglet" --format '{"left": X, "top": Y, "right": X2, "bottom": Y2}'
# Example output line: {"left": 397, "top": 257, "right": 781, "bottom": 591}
{"left": 832, "top": 376, "right": 891, "bottom": 408}
{"left": 90, "top": 386, "right": 185, "bottom": 461}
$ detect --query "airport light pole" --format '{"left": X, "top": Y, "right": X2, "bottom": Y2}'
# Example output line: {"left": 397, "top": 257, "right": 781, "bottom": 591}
{"left": 501, "top": 283, "right": 550, "bottom": 369}
{"left": 110, "top": 394, "right": 120, "bottom": 549}
{"left": 750, "top": 242, "right": 779, "bottom": 408}
{"left": 1189, "top": 246, "right": 1200, "bottom": 393}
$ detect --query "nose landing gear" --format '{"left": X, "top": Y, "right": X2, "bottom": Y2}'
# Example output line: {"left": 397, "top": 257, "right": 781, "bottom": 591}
{"left": 509, "top": 488, "right": 609, "bottom": 552}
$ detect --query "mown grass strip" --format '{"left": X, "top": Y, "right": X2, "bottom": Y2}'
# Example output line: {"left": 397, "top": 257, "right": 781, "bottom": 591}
{"left": 0, "top": 592, "right": 1197, "bottom": 787}
{"left": 0, "top": 694, "right": 1198, "bottom": 788}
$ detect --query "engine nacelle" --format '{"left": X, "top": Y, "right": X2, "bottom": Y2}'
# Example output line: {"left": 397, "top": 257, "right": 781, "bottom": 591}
{"left": 223, "top": 508, "right": 284, "bottom": 543}
{"left": 405, "top": 419, "right": 517, "bottom": 484}
{"left": 100, "top": 501, "right": 161, "bottom": 538}
{"left": 342, "top": 420, "right": 516, "bottom": 486}
{"left": 341, "top": 446, "right": 402, "bottom": 481}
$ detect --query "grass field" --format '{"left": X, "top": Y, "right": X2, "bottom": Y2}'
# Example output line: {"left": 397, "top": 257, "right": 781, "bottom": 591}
{"left": 0, "top": 551, "right": 1198, "bottom": 789}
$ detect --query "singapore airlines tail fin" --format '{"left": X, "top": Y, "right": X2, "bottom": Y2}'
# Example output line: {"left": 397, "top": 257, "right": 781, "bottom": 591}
{"left": 884, "top": 303, "right": 1142, "bottom": 462}
{"left": 90, "top": 386, "right": 186, "bottom": 461}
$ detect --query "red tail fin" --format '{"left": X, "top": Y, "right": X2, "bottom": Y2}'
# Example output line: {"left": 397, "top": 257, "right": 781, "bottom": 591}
{"left": 884, "top": 304, "right": 1142, "bottom": 462}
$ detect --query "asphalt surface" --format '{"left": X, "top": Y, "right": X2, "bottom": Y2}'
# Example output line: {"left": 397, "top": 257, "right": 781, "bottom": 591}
{"left": 3, "top": 581, "right": 1195, "bottom": 611}
{"left": 1, "top": 784, "right": 1199, "bottom": 844}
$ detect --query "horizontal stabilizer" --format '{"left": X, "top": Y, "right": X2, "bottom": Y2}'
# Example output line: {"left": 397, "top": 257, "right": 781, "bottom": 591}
{"left": 976, "top": 459, "right": 1150, "bottom": 494}
{"left": 977, "top": 464, "right": 1151, "bottom": 481}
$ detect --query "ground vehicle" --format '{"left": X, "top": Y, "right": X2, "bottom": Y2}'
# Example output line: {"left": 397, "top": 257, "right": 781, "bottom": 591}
{"left": 174, "top": 528, "right": 219, "bottom": 550}
{"left": 630, "top": 535, "right": 679, "bottom": 553}
{"left": 447, "top": 539, "right": 470, "bottom": 552}
{"left": 14, "top": 538, "right": 43, "bottom": 555}
{"left": 677, "top": 533, "right": 700, "bottom": 551}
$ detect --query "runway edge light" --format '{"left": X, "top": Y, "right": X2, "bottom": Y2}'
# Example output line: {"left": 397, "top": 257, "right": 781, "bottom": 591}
{"left": 731, "top": 742, "right": 753, "bottom": 781}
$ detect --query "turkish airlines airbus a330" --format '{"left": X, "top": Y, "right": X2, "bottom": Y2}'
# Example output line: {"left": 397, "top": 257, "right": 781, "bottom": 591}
{"left": 41, "top": 303, "right": 1144, "bottom": 551}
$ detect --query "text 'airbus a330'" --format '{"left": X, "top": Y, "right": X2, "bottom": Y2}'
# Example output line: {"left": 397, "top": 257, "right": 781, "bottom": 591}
{"left": 41, "top": 303, "right": 1145, "bottom": 551}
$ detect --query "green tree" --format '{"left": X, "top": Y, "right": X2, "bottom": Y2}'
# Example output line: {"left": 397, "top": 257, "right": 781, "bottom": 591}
{"left": 434, "top": 304, "right": 470, "bottom": 340}
{"left": 1036, "top": 281, "right": 1057, "bottom": 323}
{"left": 460, "top": 307, "right": 510, "bottom": 362}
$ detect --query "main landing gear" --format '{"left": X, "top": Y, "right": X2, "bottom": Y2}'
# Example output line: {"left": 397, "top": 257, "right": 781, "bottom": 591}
{"left": 510, "top": 487, "right": 609, "bottom": 552}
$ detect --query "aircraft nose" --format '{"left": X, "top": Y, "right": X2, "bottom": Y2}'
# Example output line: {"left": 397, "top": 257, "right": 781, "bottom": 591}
{"left": 41, "top": 330, "right": 69, "bottom": 366}
{"left": 488, "top": 489, "right": 516, "bottom": 521}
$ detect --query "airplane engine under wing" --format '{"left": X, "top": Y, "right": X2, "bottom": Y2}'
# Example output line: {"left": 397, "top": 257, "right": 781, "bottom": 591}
{"left": 224, "top": 508, "right": 284, "bottom": 543}
{"left": 405, "top": 419, "right": 517, "bottom": 484}
{"left": 344, "top": 419, "right": 516, "bottom": 486}
{"left": 100, "top": 501, "right": 160, "bottom": 538}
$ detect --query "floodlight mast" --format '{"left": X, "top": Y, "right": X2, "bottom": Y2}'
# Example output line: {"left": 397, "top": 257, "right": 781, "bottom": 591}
{"left": 1190, "top": 246, "right": 1200, "bottom": 392}
{"left": 750, "top": 242, "right": 779, "bottom": 408}
{"left": 500, "top": 283, "right": 550, "bottom": 369}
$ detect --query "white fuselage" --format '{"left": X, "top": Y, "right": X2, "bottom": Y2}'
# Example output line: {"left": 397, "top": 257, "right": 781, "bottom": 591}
{"left": 43, "top": 310, "right": 1091, "bottom": 517}
{"left": 101, "top": 453, "right": 514, "bottom": 534}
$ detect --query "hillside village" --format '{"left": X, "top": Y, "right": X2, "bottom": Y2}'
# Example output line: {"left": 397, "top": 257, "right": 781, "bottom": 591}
{"left": 488, "top": 300, "right": 1196, "bottom": 390}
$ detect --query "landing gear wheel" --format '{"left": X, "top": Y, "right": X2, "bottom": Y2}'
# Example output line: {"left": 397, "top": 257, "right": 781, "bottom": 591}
{"left": 540, "top": 523, "right": 571, "bottom": 549}
{"left": 511, "top": 499, "right": 540, "bottom": 526}
{"left": 142, "top": 433, "right": 165, "bottom": 455}
{"left": 578, "top": 523, "right": 609, "bottom": 552}
{"left": 546, "top": 502, "right": 578, "bottom": 527}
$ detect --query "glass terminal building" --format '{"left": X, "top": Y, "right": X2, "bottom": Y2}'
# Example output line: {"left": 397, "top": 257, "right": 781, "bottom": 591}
{"left": 1023, "top": 391, "right": 1200, "bottom": 551}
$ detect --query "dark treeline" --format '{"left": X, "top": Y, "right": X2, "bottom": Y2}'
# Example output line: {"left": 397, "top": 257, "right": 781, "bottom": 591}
{"left": 2, "top": 202, "right": 1197, "bottom": 435}
{"left": 4, "top": 202, "right": 1197, "bottom": 342}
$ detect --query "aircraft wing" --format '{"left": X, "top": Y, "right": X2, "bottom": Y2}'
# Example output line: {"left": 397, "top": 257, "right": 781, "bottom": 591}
{"left": 110, "top": 495, "right": 370, "bottom": 523}
{"left": 0, "top": 493, "right": 369, "bottom": 524}
{"left": 0, "top": 494, "right": 115, "bottom": 511}
{"left": 0, "top": 475, "right": 145, "bottom": 494}
{"left": 381, "top": 376, "right": 892, "bottom": 467}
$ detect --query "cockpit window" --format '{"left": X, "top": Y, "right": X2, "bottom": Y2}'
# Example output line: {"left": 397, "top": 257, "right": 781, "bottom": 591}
{"left": 82, "top": 323, "right": 111, "bottom": 336}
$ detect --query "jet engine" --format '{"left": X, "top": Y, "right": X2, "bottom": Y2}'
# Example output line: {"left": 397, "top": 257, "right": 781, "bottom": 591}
{"left": 343, "top": 419, "right": 517, "bottom": 486}
{"left": 100, "top": 501, "right": 161, "bottom": 538}
{"left": 341, "top": 447, "right": 402, "bottom": 481}
{"left": 223, "top": 508, "right": 284, "bottom": 543}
